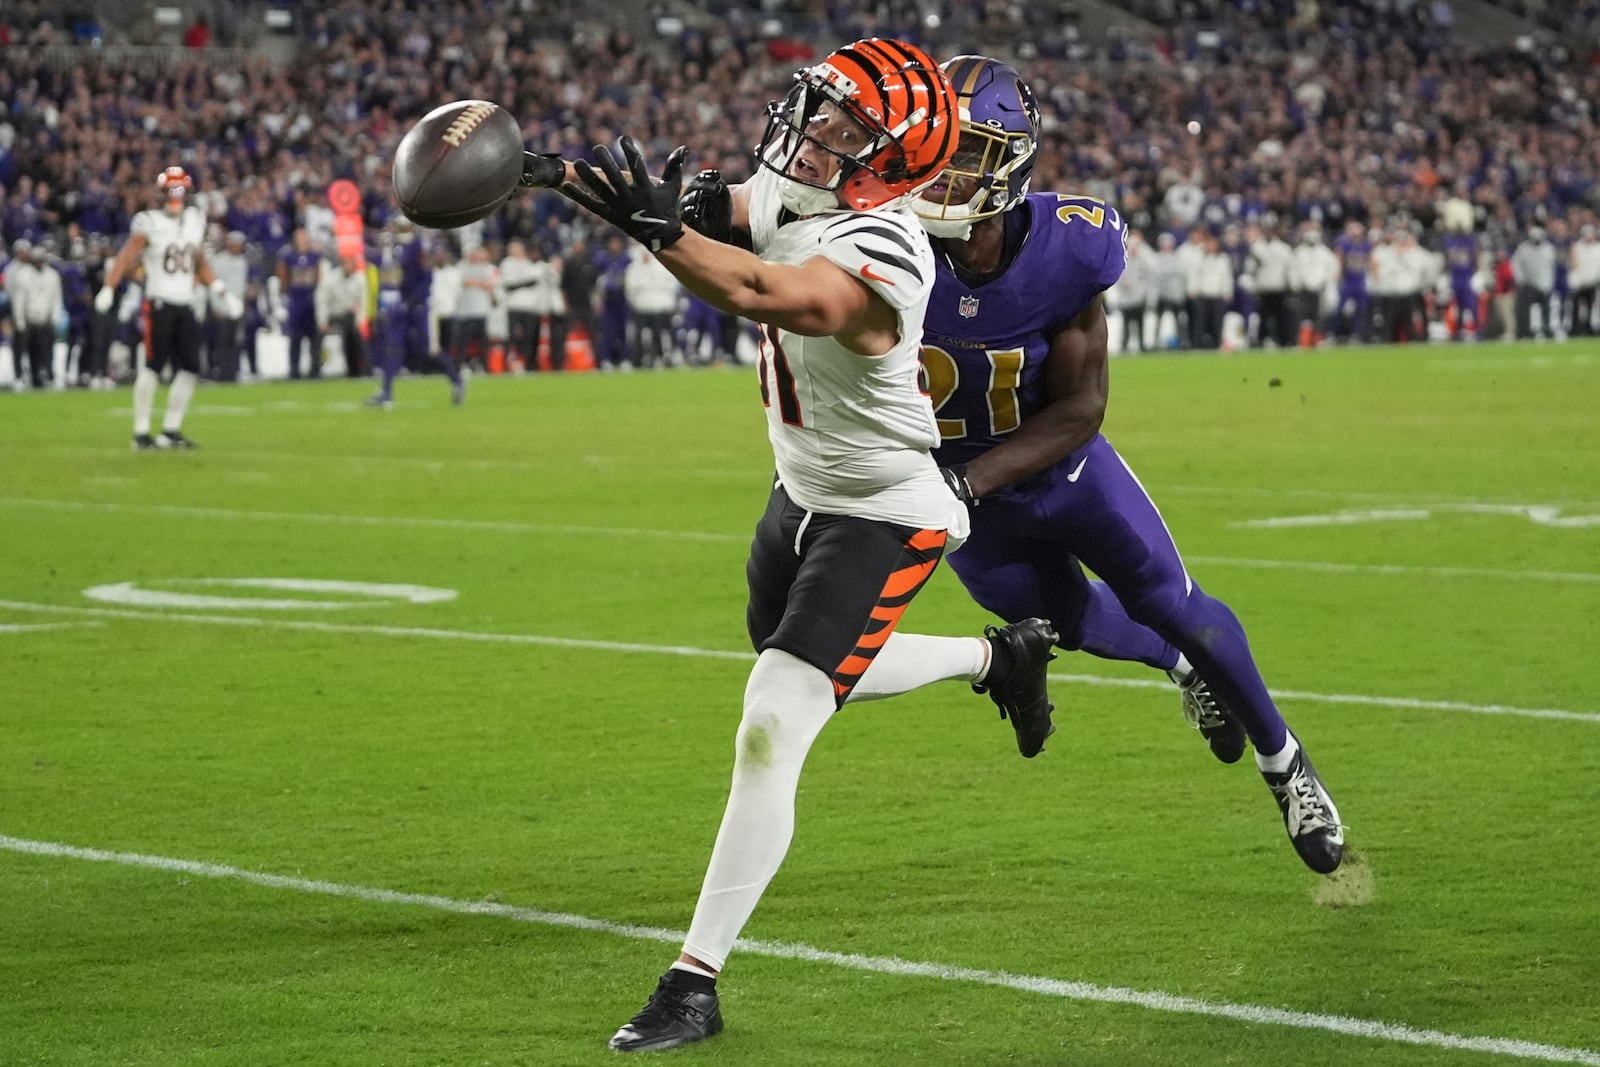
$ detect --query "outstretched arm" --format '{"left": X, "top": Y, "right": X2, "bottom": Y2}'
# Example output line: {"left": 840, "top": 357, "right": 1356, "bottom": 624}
{"left": 961, "top": 295, "right": 1110, "bottom": 498}
{"left": 527, "top": 138, "right": 896, "bottom": 353}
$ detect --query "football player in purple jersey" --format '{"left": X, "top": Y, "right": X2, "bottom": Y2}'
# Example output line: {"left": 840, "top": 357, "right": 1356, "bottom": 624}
{"left": 364, "top": 218, "right": 462, "bottom": 408}
{"left": 1333, "top": 220, "right": 1374, "bottom": 343}
{"left": 913, "top": 55, "right": 1343, "bottom": 875}
{"left": 1440, "top": 223, "right": 1481, "bottom": 340}
{"left": 276, "top": 228, "right": 323, "bottom": 380}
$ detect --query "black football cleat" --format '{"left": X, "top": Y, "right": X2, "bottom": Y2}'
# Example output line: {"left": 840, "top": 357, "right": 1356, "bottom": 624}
{"left": 1168, "top": 667, "right": 1248, "bottom": 764}
{"left": 607, "top": 971, "right": 724, "bottom": 1053}
{"left": 1261, "top": 737, "right": 1345, "bottom": 874}
{"left": 132, "top": 433, "right": 159, "bottom": 451}
{"left": 974, "top": 618, "right": 1059, "bottom": 758}
{"left": 158, "top": 430, "right": 199, "bottom": 450}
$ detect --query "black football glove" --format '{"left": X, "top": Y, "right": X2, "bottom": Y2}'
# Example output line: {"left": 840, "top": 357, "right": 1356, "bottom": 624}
{"left": 520, "top": 152, "right": 565, "bottom": 189}
{"left": 941, "top": 465, "right": 978, "bottom": 507}
{"left": 680, "top": 168, "right": 732, "bottom": 243}
{"left": 572, "top": 135, "right": 688, "bottom": 253}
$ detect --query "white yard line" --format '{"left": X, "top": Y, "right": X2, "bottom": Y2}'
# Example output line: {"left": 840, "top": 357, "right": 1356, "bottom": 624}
{"left": 7, "top": 497, "right": 1599, "bottom": 583}
{"left": 0, "top": 621, "right": 100, "bottom": 635}
{"left": 0, "top": 598, "right": 1594, "bottom": 724}
{"left": 1186, "top": 555, "right": 1600, "bottom": 585}
{"left": 0, "top": 497, "right": 746, "bottom": 544}
{"left": 2, "top": 833, "right": 1595, "bottom": 1065}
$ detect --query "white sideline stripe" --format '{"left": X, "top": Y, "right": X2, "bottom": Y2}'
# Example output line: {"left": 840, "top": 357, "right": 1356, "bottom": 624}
{"left": 8, "top": 497, "right": 1600, "bottom": 585}
{"left": 0, "top": 597, "right": 1595, "bottom": 724}
{"left": 0, "top": 621, "right": 100, "bottom": 634}
{"left": 0, "top": 497, "right": 746, "bottom": 544}
{"left": 0, "top": 599, "right": 754, "bottom": 662}
{"left": 2, "top": 835, "right": 1595, "bottom": 1065}
{"left": 1187, "top": 555, "right": 1600, "bottom": 586}
{"left": 1158, "top": 484, "right": 1600, "bottom": 510}
{"left": 1048, "top": 673, "right": 1600, "bottom": 724}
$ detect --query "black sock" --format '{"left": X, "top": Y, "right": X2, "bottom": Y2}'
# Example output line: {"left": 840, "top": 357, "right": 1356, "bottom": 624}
{"left": 985, "top": 631, "right": 1014, "bottom": 683}
{"left": 664, "top": 967, "right": 717, "bottom": 994}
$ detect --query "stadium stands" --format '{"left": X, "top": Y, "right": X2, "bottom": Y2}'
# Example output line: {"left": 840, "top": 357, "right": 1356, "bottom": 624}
{"left": 2, "top": 0, "right": 1596, "bottom": 364}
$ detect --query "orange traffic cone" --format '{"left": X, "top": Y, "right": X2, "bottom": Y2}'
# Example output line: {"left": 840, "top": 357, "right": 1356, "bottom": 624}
{"left": 565, "top": 321, "right": 595, "bottom": 372}
{"left": 1299, "top": 322, "right": 1314, "bottom": 348}
{"left": 488, "top": 342, "right": 506, "bottom": 375}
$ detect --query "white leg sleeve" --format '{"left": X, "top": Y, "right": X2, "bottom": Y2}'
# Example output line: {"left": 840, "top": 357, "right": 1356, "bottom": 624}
{"left": 132, "top": 364, "right": 159, "bottom": 436}
{"left": 680, "top": 648, "right": 836, "bottom": 972}
{"left": 162, "top": 369, "right": 198, "bottom": 433}
{"left": 843, "top": 633, "right": 988, "bottom": 704}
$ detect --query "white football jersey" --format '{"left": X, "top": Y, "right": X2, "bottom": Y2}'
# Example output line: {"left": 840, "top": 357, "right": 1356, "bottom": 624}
{"left": 132, "top": 204, "right": 207, "bottom": 304}
{"left": 747, "top": 168, "right": 963, "bottom": 533}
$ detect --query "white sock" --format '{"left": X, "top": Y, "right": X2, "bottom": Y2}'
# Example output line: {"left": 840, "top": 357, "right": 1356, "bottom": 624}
{"left": 843, "top": 633, "right": 989, "bottom": 703}
{"left": 1255, "top": 731, "right": 1299, "bottom": 774}
{"left": 669, "top": 960, "right": 718, "bottom": 980}
{"left": 680, "top": 648, "right": 836, "bottom": 972}
{"left": 162, "top": 370, "right": 198, "bottom": 433}
{"left": 132, "top": 365, "right": 159, "bottom": 436}
{"left": 1170, "top": 653, "right": 1193, "bottom": 680}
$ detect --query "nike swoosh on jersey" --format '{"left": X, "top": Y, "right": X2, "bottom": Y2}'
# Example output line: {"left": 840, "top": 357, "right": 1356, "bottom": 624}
{"left": 859, "top": 262, "right": 896, "bottom": 285}
{"left": 630, "top": 210, "right": 669, "bottom": 226}
{"left": 1066, "top": 456, "right": 1089, "bottom": 483}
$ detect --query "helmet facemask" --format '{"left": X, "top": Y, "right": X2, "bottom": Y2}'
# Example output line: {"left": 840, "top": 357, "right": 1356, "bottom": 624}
{"left": 914, "top": 121, "right": 1035, "bottom": 239}
{"left": 755, "top": 60, "right": 930, "bottom": 215}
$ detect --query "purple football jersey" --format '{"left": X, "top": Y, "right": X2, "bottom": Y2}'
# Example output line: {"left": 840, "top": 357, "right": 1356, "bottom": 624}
{"left": 278, "top": 248, "right": 322, "bottom": 306}
{"left": 925, "top": 192, "right": 1125, "bottom": 468}
{"left": 1441, "top": 233, "right": 1478, "bottom": 287}
{"left": 1335, "top": 236, "right": 1371, "bottom": 284}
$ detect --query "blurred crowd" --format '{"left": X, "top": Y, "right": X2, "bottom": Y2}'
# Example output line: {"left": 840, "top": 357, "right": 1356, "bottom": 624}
{"left": 4, "top": 0, "right": 1600, "bottom": 384}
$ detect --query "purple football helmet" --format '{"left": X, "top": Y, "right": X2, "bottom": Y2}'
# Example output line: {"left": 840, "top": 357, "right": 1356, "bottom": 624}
{"left": 914, "top": 55, "right": 1040, "bottom": 239}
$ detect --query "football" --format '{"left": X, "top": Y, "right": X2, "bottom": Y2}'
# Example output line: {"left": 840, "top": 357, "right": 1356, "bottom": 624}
{"left": 393, "top": 100, "right": 524, "bottom": 229}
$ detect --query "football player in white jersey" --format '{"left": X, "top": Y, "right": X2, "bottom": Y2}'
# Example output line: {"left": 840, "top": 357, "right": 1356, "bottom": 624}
{"left": 98, "top": 166, "right": 234, "bottom": 450}
{"left": 519, "top": 38, "right": 1059, "bottom": 1052}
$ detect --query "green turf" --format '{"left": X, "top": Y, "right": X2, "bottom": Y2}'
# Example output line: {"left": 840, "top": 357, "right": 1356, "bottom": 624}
{"left": 2, "top": 342, "right": 1598, "bottom": 1066}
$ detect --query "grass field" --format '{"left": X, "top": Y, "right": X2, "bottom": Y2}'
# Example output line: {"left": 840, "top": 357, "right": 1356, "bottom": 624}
{"left": 2, "top": 341, "right": 1598, "bottom": 1066}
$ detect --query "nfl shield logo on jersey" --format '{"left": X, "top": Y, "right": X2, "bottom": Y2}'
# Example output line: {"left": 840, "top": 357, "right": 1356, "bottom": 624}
{"left": 958, "top": 295, "right": 980, "bottom": 318}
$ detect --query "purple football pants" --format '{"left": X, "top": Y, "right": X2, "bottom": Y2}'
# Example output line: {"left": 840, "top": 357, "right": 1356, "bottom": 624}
{"left": 946, "top": 433, "right": 1288, "bottom": 753}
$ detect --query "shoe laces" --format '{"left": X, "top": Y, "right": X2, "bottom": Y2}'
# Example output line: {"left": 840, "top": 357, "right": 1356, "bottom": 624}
{"left": 1275, "top": 764, "right": 1339, "bottom": 838}
{"left": 1177, "top": 674, "right": 1228, "bottom": 731}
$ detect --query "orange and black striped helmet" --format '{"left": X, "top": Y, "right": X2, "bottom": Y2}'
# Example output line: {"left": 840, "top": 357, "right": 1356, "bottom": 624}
{"left": 157, "top": 166, "right": 193, "bottom": 199}
{"left": 756, "top": 37, "right": 959, "bottom": 213}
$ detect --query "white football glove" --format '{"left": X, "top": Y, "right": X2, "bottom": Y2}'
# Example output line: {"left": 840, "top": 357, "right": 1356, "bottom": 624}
{"left": 224, "top": 292, "right": 245, "bottom": 319}
{"left": 94, "top": 286, "right": 115, "bottom": 314}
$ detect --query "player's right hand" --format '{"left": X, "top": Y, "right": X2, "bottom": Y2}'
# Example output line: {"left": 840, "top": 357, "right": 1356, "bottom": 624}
{"left": 680, "top": 169, "right": 732, "bottom": 244}
{"left": 941, "top": 465, "right": 978, "bottom": 507}
{"left": 520, "top": 152, "right": 566, "bottom": 189}
{"left": 94, "top": 286, "right": 114, "bottom": 314}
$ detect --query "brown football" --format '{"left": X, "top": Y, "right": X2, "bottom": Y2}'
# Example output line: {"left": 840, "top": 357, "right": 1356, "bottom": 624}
{"left": 393, "top": 100, "right": 523, "bottom": 229}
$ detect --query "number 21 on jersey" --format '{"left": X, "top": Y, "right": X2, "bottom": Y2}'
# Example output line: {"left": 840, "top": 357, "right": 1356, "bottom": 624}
{"left": 919, "top": 345, "right": 1024, "bottom": 440}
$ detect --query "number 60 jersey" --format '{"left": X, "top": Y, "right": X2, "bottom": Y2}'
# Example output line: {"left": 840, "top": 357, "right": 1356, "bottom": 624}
{"left": 131, "top": 203, "right": 208, "bottom": 305}
{"left": 924, "top": 193, "right": 1127, "bottom": 472}
{"left": 746, "top": 167, "right": 958, "bottom": 532}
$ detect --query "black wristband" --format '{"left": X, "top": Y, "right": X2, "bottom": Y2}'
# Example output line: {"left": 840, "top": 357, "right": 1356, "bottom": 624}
{"left": 521, "top": 152, "right": 565, "bottom": 188}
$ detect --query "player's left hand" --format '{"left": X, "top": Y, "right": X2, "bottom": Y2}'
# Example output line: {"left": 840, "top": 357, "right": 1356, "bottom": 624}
{"left": 573, "top": 136, "right": 688, "bottom": 253}
{"left": 941, "top": 465, "right": 978, "bottom": 507}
